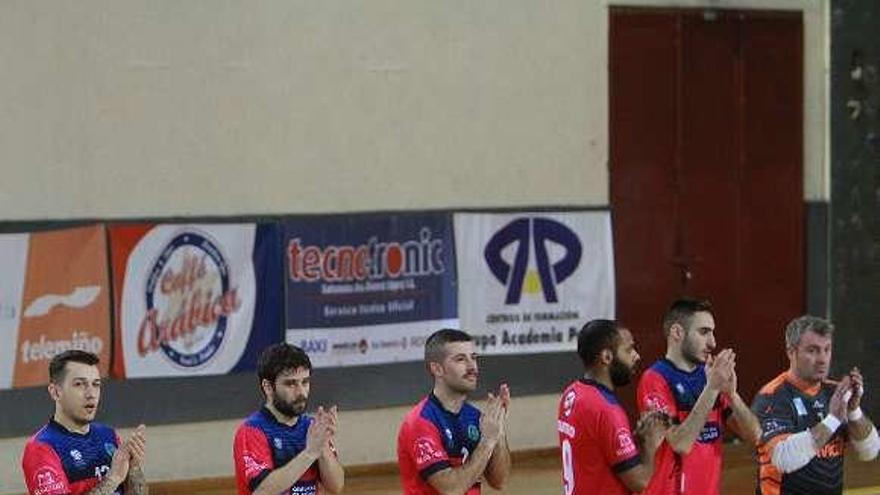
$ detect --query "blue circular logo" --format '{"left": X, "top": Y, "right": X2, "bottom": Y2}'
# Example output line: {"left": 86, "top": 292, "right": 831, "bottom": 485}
{"left": 145, "top": 231, "right": 230, "bottom": 368}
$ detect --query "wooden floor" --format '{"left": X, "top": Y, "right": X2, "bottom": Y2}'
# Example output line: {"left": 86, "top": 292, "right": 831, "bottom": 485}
{"left": 148, "top": 443, "right": 880, "bottom": 495}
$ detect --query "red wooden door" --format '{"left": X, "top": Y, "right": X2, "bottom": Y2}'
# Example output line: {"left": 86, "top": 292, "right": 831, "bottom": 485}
{"left": 610, "top": 8, "right": 804, "bottom": 402}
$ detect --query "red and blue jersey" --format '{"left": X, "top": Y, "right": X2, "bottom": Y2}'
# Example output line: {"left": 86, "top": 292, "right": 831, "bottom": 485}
{"left": 21, "top": 420, "right": 121, "bottom": 495}
{"left": 233, "top": 408, "right": 321, "bottom": 495}
{"left": 397, "top": 394, "right": 483, "bottom": 495}
{"left": 637, "top": 359, "right": 732, "bottom": 495}
{"left": 557, "top": 379, "right": 641, "bottom": 495}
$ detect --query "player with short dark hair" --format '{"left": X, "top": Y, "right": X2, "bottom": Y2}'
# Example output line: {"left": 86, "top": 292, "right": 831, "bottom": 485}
{"left": 21, "top": 350, "right": 148, "bottom": 495}
{"left": 558, "top": 319, "right": 667, "bottom": 495}
{"left": 752, "top": 315, "right": 878, "bottom": 495}
{"left": 233, "top": 343, "right": 344, "bottom": 495}
{"left": 637, "top": 298, "right": 761, "bottom": 495}
{"left": 397, "top": 328, "right": 511, "bottom": 495}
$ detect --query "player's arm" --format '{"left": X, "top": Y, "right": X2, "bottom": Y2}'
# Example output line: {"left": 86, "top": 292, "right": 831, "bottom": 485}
{"left": 122, "top": 425, "right": 149, "bottom": 495}
{"left": 484, "top": 385, "right": 511, "bottom": 490}
{"left": 664, "top": 350, "right": 734, "bottom": 454}
{"left": 252, "top": 418, "right": 332, "bottom": 495}
{"left": 22, "top": 441, "right": 73, "bottom": 495}
{"left": 317, "top": 407, "right": 344, "bottom": 495}
{"left": 85, "top": 438, "right": 134, "bottom": 495}
{"left": 721, "top": 368, "right": 761, "bottom": 445}
{"left": 759, "top": 379, "right": 849, "bottom": 473}
{"left": 617, "top": 412, "right": 667, "bottom": 492}
{"left": 427, "top": 396, "right": 505, "bottom": 495}
{"left": 844, "top": 368, "right": 880, "bottom": 461}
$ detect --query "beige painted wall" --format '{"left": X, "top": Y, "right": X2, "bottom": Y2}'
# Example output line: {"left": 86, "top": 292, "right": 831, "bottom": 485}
{"left": 0, "top": 393, "right": 560, "bottom": 494}
{"left": 0, "top": 0, "right": 825, "bottom": 223}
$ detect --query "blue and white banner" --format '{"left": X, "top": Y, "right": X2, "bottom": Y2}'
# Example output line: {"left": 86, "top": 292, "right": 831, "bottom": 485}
{"left": 111, "top": 223, "right": 282, "bottom": 378}
{"left": 283, "top": 213, "right": 458, "bottom": 367}
{"left": 454, "top": 212, "right": 615, "bottom": 355}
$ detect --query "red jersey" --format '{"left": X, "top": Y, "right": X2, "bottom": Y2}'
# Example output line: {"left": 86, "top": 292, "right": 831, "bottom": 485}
{"left": 557, "top": 379, "right": 642, "bottom": 495}
{"left": 21, "top": 420, "right": 122, "bottom": 495}
{"left": 233, "top": 408, "right": 321, "bottom": 495}
{"left": 397, "top": 394, "right": 483, "bottom": 495}
{"left": 637, "top": 359, "right": 732, "bottom": 495}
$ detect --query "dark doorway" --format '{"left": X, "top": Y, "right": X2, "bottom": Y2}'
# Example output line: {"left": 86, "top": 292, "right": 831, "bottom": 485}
{"left": 610, "top": 8, "right": 804, "bottom": 402}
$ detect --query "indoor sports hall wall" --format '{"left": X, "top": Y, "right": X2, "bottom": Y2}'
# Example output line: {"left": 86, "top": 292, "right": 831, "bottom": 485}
{"left": 0, "top": 1, "right": 834, "bottom": 493}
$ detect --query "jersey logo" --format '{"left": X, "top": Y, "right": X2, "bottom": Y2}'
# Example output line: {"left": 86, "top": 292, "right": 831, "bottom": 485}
{"left": 793, "top": 397, "right": 808, "bottom": 416}
{"left": 414, "top": 437, "right": 444, "bottom": 465}
{"left": 467, "top": 424, "right": 480, "bottom": 442}
{"left": 242, "top": 453, "right": 269, "bottom": 478}
{"left": 104, "top": 442, "right": 117, "bottom": 457}
{"left": 69, "top": 449, "right": 83, "bottom": 464}
{"left": 33, "top": 466, "right": 64, "bottom": 495}
{"left": 444, "top": 428, "right": 453, "bottom": 441}
{"left": 615, "top": 427, "right": 637, "bottom": 457}
{"left": 274, "top": 437, "right": 283, "bottom": 450}
{"left": 562, "top": 390, "right": 576, "bottom": 417}
{"left": 762, "top": 418, "right": 786, "bottom": 436}
{"left": 643, "top": 392, "right": 671, "bottom": 414}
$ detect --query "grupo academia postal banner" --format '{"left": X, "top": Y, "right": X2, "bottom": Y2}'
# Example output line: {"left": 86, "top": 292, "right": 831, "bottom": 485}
{"left": 283, "top": 213, "right": 458, "bottom": 367}
{"left": 454, "top": 211, "right": 615, "bottom": 355}
{"left": 0, "top": 225, "right": 112, "bottom": 389}
{"left": 110, "top": 223, "right": 282, "bottom": 378}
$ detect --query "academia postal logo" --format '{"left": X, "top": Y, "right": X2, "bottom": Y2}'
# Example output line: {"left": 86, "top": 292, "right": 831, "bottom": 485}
{"left": 138, "top": 231, "right": 241, "bottom": 367}
{"left": 484, "top": 218, "right": 582, "bottom": 304}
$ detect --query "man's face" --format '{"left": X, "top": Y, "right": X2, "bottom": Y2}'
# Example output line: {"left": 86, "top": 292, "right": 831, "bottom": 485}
{"left": 434, "top": 341, "right": 479, "bottom": 394}
{"left": 788, "top": 330, "right": 832, "bottom": 383}
{"left": 268, "top": 367, "right": 311, "bottom": 418}
{"left": 610, "top": 328, "right": 641, "bottom": 387}
{"left": 679, "top": 311, "right": 717, "bottom": 365}
{"left": 50, "top": 362, "right": 101, "bottom": 427}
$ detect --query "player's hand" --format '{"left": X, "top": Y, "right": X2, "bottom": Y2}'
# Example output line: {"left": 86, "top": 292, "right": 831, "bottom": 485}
{"left": 320, "top": 406, "right": 339, "bottom": 458}
{"left": 497, "top": 383, "right": 511, "bottom": 412}
{"left": 107, "top": 438, "right": 132, "bottom": 487}
{"left": 846, "top": 368, "right": 864, "bottom": 412}
{"left": 480, "top": 394, "right": 505, "bottom": 446}
{"left": 829, "top": 376, "right": 850, "bottom": 422}
{"left": 126, "top": 424, "right": 146, "bottom": 468}
{"left": 305, "top": 407, "right": 334, "bottom": 457}
{"left": 719, "top": 358, "right": 738, "bottom": 395}
{"left": 707, "top": 349, "right": 734, "bottom": 392}
{"left": 635, "top": 410, "right": 670, "bottom": 454}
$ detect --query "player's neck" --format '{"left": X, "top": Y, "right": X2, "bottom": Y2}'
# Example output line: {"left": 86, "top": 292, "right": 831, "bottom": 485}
{"left": 432, "top": 385, "right": 467, "bottom": 414}
{"left": 265, "top": 402, "right": 300, "bottom": 426}
{"left": 53, "top": 411, "right": 90, "bottom": 434}
{"left": 666, "top": 348, "right": 698, "bottom": 372}
{"left": 583, "top": 369, "right": 615, "bottom": 391}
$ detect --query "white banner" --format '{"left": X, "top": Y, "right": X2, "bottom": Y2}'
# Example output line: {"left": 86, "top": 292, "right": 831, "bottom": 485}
{"left": 116, "top": 224, "right": 258, "bottom": 378}
{"left": 0, "top": 234, "right": 29, "bottom": 389}
{"left": 454, "top": 211, "right": 615, "bottom": 355}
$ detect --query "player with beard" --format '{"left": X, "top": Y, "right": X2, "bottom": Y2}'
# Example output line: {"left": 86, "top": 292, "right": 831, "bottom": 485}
{"left": 637, "top": 298, "right": 761, "bottom": 495}
{"left": 752, "top": 316, "right": 878, "bottom": 495}
{"left": 397, "top": 329, "right": 511, "bottom": 495}
{"left": 233, "top": 344, "right": 344, "bottom": 495}
{"left": 557, "top": 319, "right": 668, "bottom": 495}
{"left": 21, "top": 350, "right": 147, "bottom": 495}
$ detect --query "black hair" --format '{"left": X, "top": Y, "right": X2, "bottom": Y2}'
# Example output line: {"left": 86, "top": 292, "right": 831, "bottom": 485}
{"left": 662, "top": 298, "right": 713, "bottom": 336}
{"left": 257, "top": 343, "right": 312, "bottom": 390}
{"left": 424, "top": 328, "right": 473, "bottom": 365}
{"left": 577, "top": 319, "right": 620, "bottom": 368}
{"left": 49, "top": 350, "right": 99, "bottom": 384}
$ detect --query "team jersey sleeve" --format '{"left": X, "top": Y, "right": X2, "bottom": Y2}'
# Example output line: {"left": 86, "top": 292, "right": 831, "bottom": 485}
{"left": 752, "top": 392, "right": 796, "bottom": 446}
{"left": 637, "top": 369, "right": 677, "bottom": 418}
{"left": 233, "top": 425, "right": 274, "bottom": 493}
{"left": 599, "top": 407, "right": 642, "bottom": 473}
{"left": 22, "top": 440, "right": 71, "bottom": 495}
{"left": 405, "top": 418, "right": 451, "bottom": 480}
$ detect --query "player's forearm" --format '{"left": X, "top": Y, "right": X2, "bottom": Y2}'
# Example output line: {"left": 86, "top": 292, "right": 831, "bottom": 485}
{"left": 253, "top": 451, "right": 320, "bottom": 495}
{"left": 728, "top": 392, "right": 762, "bottom": 444}
{"left": 125, "top": 465, "right": 149, "bottom": 495}
{"left": 429, "top": 439, "right": 497, "bottom": 495}
{"left": 666, "top": 387, "right": 720, "bottom": 454}
{"left": 317, "top": 452, "right": 345, "bottom": 494}
{"left": 848, "top": 415, "right": 875, "bottom": 442}
{"left": 484, "top": 434, "right": 511, "bottom": 489}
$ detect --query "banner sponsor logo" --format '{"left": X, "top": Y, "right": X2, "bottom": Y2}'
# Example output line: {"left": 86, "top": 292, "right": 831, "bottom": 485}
{"left": 484, "top": 217, "right": 582, "bottom": 304}
{"left": 137, "top": 231, "right": 241, "bottom": 368}
{"left": 455, "top": 212, "right": 614, "bottom": 356}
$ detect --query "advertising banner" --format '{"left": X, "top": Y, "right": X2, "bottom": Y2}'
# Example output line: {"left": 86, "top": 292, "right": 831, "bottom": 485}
{"left": 110, "top": 223, "right": 281, "bottom": 378}
{"left": 454, "top": 212, "right": 615, "bottom": 355}
{"left": 0, "top": 225, "right": 112, "bottom": 389}
{"left": 283, "top": 213, "right": 458, "bottom": 367}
